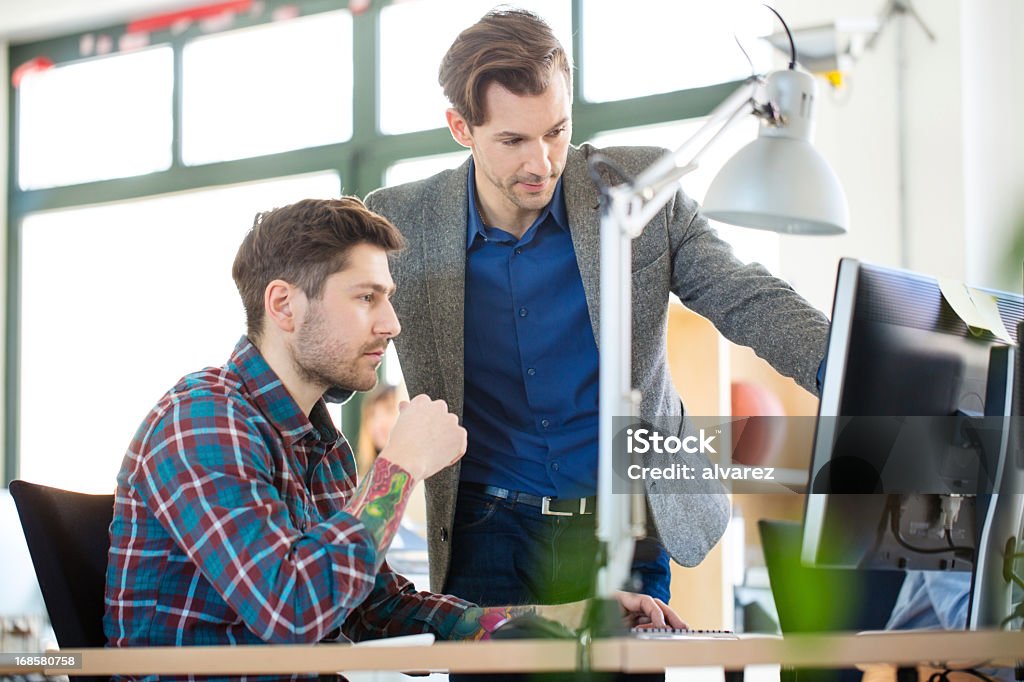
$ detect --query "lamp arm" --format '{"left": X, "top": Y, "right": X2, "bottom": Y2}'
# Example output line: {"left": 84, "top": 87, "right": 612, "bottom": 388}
{"left": 627, "top": 76, "right": 764, "bottom": 227}
{"left": 593, "top": 74, "right": 767, "bottom": 602}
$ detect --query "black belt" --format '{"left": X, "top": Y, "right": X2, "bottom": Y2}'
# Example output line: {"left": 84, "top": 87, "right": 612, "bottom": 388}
{"left": 461, "top": 483, "right": 595, "bottom": 516}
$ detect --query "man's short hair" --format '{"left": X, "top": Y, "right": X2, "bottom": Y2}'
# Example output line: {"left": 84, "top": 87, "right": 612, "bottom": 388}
{"left": 438, "top": 7, "right": 572, "bottom": 128}
{"left": 232, "top": 197, "right": 406, "bottom": 342}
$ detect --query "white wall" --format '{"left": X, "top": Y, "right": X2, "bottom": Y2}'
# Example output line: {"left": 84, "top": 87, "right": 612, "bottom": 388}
{"left": 773, "top": 0, "right": 904, "bottom": 312}
{"left": 775, "top": 0, "right": 1024, "bottom": 312}
{"left": 961, "top": 0, "right": 1024, "bottom": 292}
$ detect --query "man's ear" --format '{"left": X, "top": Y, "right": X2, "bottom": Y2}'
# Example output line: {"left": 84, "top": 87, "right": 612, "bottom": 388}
{"left": 264, "top": 279, "right": 303, "bottom": 334}
{"left": 446, "top": 108, "right": 474, "bottom": 148}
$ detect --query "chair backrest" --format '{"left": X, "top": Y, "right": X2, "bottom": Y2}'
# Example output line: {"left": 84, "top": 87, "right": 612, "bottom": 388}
{"left": 758, "top": 518, "right": 906, "bottom": 634}
{"left": 9, "top": 480, "right": 114, "bottom": 649}
{"left": 759, "top": 519, "right": 909, "bottom": 682}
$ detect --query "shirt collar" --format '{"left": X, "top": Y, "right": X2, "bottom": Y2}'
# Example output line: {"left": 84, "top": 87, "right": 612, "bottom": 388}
{"left": 228, "top": 336, "right": 339, "bottom": 446}
{"left": 465, "top": 158, "right": 569, "bottom": 249}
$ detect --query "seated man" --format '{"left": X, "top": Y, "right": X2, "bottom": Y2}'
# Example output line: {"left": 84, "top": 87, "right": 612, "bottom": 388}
{"left": 886, "top": 571, "right": 971, "bottom": 631}
{"left": 104, "top": 197, "right": 680, "bottom": 678}
{"left": 862, "top": 571, "right": 1016, "bottom": 682}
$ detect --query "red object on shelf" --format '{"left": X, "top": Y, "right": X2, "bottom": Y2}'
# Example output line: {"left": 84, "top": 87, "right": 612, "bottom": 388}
{"left": 11, "top": 57, "right": 55, "bottom": 88}
{"left": 730, "top": 381, "right": 787, "bottom": 466}
{"left": 126, "top": 1, "right": 253, "bottom": 34}
{"left": 348, "top": 0, "right": 371, "bottom": 14}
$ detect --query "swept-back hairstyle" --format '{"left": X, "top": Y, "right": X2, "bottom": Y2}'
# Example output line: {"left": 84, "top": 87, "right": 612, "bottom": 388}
{"left": 232, "top": 197, "right": 405, "bottom": 341}
{"left": 439, "top": 7, "right": 573, "bottom": 127}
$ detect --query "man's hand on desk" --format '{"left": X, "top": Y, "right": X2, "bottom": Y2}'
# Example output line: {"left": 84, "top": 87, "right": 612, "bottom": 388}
{"left": 613, "top": 591, "right": 688, "bottom": 630}
{"left": 450, "top": 591, "right": 687, "bottom": 640}
{"left": 538, "top": 591, "right": 686, "bottom": 631}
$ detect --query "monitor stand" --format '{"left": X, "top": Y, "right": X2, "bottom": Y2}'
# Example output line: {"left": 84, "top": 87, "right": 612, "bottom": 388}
{"left": 969, "top": 344, "right": 1023, "bottom": 629}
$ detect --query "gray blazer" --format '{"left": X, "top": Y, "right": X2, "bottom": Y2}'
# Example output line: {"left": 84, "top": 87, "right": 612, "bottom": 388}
{"left": 365, "top": 143, "right": 830, "bottom": 591}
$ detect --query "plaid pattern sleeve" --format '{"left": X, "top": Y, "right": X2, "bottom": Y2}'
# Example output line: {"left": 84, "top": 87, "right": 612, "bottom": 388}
{"left": 125, "top": 386, "right": 380, "bottom": 644}
{"left": 341, "top": 559, "right": 473, "bottom": 641}
{"left": 105, "top": 338, "right": 472, "bottom": 660}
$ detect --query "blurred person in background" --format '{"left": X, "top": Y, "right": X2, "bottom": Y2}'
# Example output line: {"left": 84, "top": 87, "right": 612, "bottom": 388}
{"left": 356, "top": 382, "right": 405, "bottom": 476}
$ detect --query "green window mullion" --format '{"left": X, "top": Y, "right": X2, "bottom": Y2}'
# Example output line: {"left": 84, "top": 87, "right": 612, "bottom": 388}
{"left": 348, "top": 4, "right": 383, "bottom": 198}
{"left": 5, "top": 47, "right": 21, "bottom": 485}
{"left": 171, "top": 34, "right": 186, "bottom": 170}
{"left": 572, "top": 82, "right": 744, "bottom": 147}
{"left": 3, "top": 212, "right": 22, "bottom": 486}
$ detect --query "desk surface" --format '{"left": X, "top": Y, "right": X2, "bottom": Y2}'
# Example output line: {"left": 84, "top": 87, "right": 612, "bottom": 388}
{"left": 2, "top": 631, "right": 1022, "bottom": 677}
{"left": 612, "top": 630, "right": 1024, "bottom": 673}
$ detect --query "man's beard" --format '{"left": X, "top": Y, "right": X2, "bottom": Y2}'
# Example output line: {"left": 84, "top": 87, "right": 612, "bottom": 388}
{"left": 291, "top": 304, "right": 381, "bottom": 394}
{"left": 483, "top": 161, "right": 562, "bottom": 213}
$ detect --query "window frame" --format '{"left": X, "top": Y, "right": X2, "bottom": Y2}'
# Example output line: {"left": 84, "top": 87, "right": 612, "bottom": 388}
{"left": 4, "top": 0, "right": 742, "bottom": 485}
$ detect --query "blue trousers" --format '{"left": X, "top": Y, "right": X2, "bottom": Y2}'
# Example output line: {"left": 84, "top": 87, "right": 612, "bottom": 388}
{"left": 444, "top": 485, "right": 669, "bottom": 682}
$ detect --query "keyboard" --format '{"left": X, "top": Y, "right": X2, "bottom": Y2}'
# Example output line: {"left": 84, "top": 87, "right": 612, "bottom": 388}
{"left": 629, "top": 627, "right": 738, "bottom": 640}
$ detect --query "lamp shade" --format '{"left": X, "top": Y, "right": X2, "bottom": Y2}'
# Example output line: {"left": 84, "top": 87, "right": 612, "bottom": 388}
{"left": 702, "top": 69, "right": 849, "bottom": 235}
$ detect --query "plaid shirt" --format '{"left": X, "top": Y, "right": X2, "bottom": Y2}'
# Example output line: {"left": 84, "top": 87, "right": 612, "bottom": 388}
{"left": 104, "top": 337, "right": 471, "bottom": 679}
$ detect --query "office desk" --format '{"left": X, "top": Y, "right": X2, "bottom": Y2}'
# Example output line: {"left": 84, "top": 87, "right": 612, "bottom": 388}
{"left": 2, "top": 631, "right": 1021, "bottom": 677}
{"left": 0, "top": 641, "right": 576, "bottom": 677}
{"left": 608, "top": 630, "right": 1024, "bottom": 673}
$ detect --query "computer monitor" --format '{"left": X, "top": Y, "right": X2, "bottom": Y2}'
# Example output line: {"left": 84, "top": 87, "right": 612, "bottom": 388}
{"left": 801, "top": 259, "right": 1024, "bottom": 628}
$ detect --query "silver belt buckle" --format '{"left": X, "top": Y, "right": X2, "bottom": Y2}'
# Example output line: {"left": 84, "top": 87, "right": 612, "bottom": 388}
{"left": 579, "top": 498, "right": 592, "bottom": 515}
{"left": 541, "top": 496, "right": 573, "bottom": 516}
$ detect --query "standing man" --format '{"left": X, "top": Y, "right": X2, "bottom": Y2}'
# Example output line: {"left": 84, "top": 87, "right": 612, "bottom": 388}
{"left": 104, "top": 197, "right": 681, "bottom": 680}
{"left": 365, "top": 8, "right": 829, "bottom": 611}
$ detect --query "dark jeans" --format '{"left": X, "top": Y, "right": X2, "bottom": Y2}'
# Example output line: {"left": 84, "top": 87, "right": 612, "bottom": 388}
{"left": 445, "top": 485, "right": 669, "bottom": 682}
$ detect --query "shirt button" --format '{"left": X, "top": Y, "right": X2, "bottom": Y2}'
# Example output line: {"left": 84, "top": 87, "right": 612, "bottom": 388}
{"left": 551, "top": 462, "right": 560, "bottom": 471}
{"left": 541, "top": 419, "right": 550, "bottom": 428}
{"left": 514, "top": 248, "right": 523, "bottom": 255}
{"left": 527, "top": 368, "right": 536, "bottom": 376}
{"left": 519, "top": 307, "right": 528, "bottom": 317}
{"left": 440, "top": 527, "right": 449, "bottom": 542}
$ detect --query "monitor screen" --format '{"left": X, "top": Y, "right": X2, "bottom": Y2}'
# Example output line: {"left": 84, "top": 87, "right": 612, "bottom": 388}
{"left": 802, "top": 259, "right": 1023, "bottom": 573}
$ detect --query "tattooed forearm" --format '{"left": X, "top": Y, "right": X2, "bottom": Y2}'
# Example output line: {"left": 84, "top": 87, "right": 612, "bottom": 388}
{"left": 346, "top": 457, "right": 414, "bottom": 568}
{"left": 448, "top": 605, "right": 537, "bottom": 641}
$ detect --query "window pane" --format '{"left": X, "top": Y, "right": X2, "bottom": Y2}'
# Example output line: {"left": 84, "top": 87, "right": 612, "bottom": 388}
{"left": 18, "top": 173, "right": 341, "bottom": 493}
{"left": 385, "top": 151, "right": 468, "bottom": 187}
{"left": 379, "top": 0, "right": 572, "bottom": 135}
{"left": 589, "top": 118, "right": 779, "bottom": 271}
{"left": 582, "top": 0, "right": 773, "bottom": 102}
{"left": 383, "top": 343, "right": 404, "bottom": 388}
{"left": 0, "top": 491, "right": 46, "bottom": 618}
{"left": 17, "top": 47, "right": 172, "bottom": 190}
{"left": 182, "top": 11, "right": 352, "bottom": 165}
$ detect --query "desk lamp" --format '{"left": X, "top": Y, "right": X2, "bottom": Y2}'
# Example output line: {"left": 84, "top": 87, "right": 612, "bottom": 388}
{"left": 589, "top": 7, "right": 849, "bottom": 632}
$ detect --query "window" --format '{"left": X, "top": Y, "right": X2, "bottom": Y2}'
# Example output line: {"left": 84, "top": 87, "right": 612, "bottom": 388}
{"left": 378, "top": 0, "right": 572, "bottom": 134}
{"left": 385, "top": 151, "right": 468, "bottom": 187}
{"left": 581, "top": 0, "right": 772, "bottom": 102}
{"left": 17, "top": 47, "right": 173, "bottom": 189}
{"left": 7, "top": 0, "right": 766, "bottom": 487}
{"left": 18, "top": 173, "right": 340, "bottom": 493}
{"left": 182, "top": 10, "right": 353, "bottom": 165}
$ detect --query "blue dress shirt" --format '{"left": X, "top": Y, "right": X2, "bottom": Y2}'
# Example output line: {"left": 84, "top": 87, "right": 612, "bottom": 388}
{"left": 460, "top": 164, "right": 600, "bottom": 499}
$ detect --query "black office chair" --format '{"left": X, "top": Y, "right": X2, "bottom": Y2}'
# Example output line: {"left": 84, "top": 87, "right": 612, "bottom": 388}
{"left": 9, "top": 479, "right": 114, "bottom": 651}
